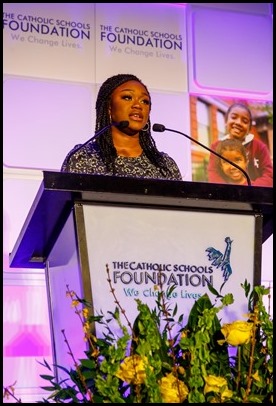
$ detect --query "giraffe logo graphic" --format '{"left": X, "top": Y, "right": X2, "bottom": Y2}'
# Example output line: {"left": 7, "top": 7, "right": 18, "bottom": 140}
{"left": 205, "top": 237, "right": 233, "bottom": 282}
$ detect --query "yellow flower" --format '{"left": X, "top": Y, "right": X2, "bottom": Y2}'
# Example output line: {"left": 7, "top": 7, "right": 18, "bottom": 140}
{"left": 181, "top": 330, "right": 188, "bottom": 339}
{"left": 159, "top": 373, "right": 189, "bottom": 403}
{"left": 116, "top": 355, "right": 151, "bottom": 385}
{"left": 204, "top": 375, "right": 233, "bottom": 401}
{"left": 178, "top": 366, "right": 185, "bottom": 375}
{"left": 218, "top": 321, "right": 253, "bottom": 346}
{"left": 66, "top": 290, "right": 76, "bottom": 298}
{"left": 82, "top": 308, "right": 89, "bottom": 319}
{"left": 252, "top": 370, "right": 261, "bottom": 382}
{"left": 3, "top": 381, "right": 17, "bottom": 400}
{"left": 83, "top": 321, "right": 90, "bottom": 333}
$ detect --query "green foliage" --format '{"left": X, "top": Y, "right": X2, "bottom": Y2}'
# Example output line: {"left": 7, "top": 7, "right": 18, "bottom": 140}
{"left": 3, "top": 273, "right": 273, "bottom": 403}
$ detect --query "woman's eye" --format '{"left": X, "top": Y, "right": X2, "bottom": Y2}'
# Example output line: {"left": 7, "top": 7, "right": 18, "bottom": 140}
{"left": 121, "top": 95, "right": 150, "bottom": 105}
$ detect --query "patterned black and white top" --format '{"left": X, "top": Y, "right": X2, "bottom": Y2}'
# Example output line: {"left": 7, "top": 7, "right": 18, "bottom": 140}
{"left": 61, "top": 141, "right": 183, "bottom": 181}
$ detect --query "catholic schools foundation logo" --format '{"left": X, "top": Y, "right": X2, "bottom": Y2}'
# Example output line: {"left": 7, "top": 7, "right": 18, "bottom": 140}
{"left": 205, "top": 236, "right": 233, "bottom": 282}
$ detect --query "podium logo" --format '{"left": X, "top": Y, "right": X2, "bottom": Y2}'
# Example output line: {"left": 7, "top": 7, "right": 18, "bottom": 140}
{"left": 205, "top": 237, "right": 233, "bottom": 282}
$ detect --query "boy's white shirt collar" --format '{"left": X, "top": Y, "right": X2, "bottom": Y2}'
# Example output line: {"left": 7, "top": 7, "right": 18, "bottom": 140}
{"left": 222, "top": 133, "right": 254, "bottom": 145}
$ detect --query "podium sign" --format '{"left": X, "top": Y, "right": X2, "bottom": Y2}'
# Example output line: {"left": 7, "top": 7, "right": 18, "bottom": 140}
{"left": 9, "top": 171, "right": 273, "bottom": 378}
{"left": 83, "top": 204, "right": 256, "bottom": 336}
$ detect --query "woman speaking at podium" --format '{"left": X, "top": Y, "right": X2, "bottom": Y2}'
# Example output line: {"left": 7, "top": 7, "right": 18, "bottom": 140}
{"left": 61, "top": 73, "right": 182, "bottom": 181}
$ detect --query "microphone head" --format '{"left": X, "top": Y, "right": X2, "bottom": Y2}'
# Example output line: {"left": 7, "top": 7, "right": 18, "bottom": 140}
{"left": 152, "top": 123, "right": 166, "bottom": 132}
{"left": 116, "top": 120, "right": 129, "bottom": 129}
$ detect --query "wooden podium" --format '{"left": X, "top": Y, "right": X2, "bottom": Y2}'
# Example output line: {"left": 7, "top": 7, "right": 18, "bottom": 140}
{"left": 9, "top": 171, "right": 273, "bottom": 378}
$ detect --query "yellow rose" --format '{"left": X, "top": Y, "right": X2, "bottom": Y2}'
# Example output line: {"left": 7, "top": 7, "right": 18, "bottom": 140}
{"left": 219, "top": 321, "right": 253, "bottom": 346}
{"left": 116, "top": 355, "right": 150, "bottom": 385}
{"left": 252, "top": 370, "right": 261, "bottom": 382}
{"left": 204, "top": 375, "right": 233, "bottom": 401}
{"left": 159, "top": 373, "right": 189, "bottom": 403}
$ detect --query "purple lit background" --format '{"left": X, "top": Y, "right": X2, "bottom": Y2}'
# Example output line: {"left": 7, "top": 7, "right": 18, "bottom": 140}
{"left": 3, "top": 3, "right": 273, "bottom": 402}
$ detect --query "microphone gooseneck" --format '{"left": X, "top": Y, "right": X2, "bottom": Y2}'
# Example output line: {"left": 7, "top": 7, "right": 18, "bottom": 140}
{"left": 92, "top": 120, "right": 129, "bottom": 141}
{"left": 63, "top": 120, "right": 129, "bottom": 168}
{"left": 152, "top": 123, "right": 251, "bottom": 186}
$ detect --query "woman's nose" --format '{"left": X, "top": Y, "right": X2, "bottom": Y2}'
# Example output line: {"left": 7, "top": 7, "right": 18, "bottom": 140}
{"left": 132, "top": 99, "right": 142, "bottom": 108}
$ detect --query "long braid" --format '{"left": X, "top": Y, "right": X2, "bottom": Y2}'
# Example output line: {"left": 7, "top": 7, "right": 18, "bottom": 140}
{"left": 139, "top": 119, "right": 171, "bottom": 177}
{"left": 94, "top": 73, "right": 172, "bottom": 176}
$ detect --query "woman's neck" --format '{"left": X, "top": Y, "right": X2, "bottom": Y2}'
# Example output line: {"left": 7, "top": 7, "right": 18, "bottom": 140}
{"left": 112, "top": 131, "right": 143, "bottom": 157}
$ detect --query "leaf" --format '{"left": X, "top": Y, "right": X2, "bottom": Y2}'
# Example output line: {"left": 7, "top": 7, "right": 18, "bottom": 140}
{"left": 185, "top": 293, "right": 219, "bottom": 331}
{"left": 206, "top": 280, "right": 221, "bottom": 297}
{"left": 53, "top": 364, "right": 71, "bottom": 375}
{"left": 79, "top": 358, "right": 96, "bottom": 369}
{"left": 37, "top": 358, "right": 52, "bottom": 371}
{"left": 40, "top": 374, "right": 55, "bottom": 381}
{"left": 40, "top": 386, "right": 59, "bottom": 392}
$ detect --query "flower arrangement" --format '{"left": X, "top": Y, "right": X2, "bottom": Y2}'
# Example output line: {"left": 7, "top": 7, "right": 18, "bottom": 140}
{"left": 3, "top": 265, "right": 273, "bottom": 403}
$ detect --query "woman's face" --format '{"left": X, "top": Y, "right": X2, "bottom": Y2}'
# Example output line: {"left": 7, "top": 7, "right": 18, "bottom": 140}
{"left": 225, "top": 106, "right": 251, "bottom": 141}
{"left": 109, "top": 80, "right": 151, "bottom": 133}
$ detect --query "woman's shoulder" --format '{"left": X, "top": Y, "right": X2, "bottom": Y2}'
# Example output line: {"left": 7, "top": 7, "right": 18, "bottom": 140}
{"left": 66, "top": 139, "right": 100, "bottom": 155}
{"left": 160, "top": 151, "right": 177, "bottom": 164}
{"left": 159, "top": 152, "right": 182, "bottom": 178}
{"left": 61, "top": 140, "right": 101, "bottom": 172}
{"left": 71, "top": 140, "right": 101, "bottom": 157}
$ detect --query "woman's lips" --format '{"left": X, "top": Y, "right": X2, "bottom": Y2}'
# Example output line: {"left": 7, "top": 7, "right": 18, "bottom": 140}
{"left": 129, "top": 113, "right": 143, "bottom": 122}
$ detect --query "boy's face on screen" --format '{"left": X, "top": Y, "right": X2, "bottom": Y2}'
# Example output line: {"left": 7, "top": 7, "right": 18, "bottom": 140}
{"left": 220, "top": 149, "right": 248, "bottom": 183}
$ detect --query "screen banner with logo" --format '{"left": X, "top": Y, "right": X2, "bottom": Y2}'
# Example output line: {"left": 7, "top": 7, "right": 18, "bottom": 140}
{"left": 82, "top": 204, "right": 256, "bottom": 337}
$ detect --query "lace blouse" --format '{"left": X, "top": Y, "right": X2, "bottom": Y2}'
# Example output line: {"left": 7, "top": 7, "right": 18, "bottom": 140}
{"left": 61, "top": 141, "right": 182, "bottom": 181}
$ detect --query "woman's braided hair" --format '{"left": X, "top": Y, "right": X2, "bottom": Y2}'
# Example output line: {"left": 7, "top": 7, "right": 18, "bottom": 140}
{"left": 94, "top": 73, "right": 172, "bottom": 176}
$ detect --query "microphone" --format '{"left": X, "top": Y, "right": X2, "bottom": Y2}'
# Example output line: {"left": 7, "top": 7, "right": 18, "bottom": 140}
{"left": 63, "top": 121, "right": 129, "bottom": 168}
{"left": 152, "top": 123, "right": 251, "bottom": 186}
{"left": 90, "top": 120, "right": 129, "bottom": 142}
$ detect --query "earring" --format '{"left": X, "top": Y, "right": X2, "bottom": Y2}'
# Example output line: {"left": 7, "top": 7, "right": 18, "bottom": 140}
{"left": 142, "top": 122, "right": 149, "bottom": 132}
